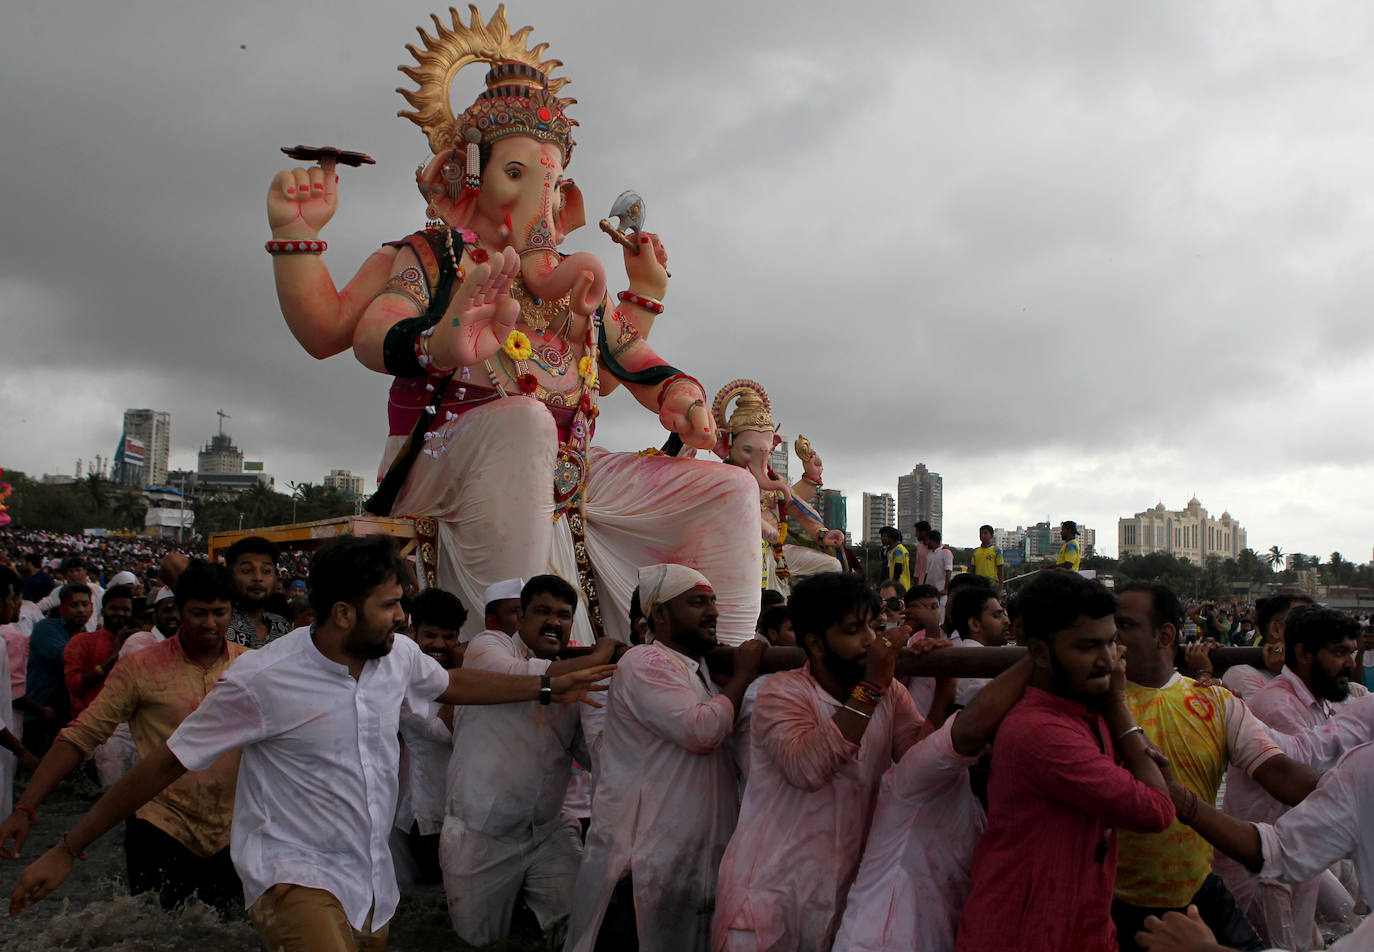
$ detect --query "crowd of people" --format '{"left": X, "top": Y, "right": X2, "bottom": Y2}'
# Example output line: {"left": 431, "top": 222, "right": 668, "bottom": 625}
{"left": 0, "top": 526, "right": 1370, "bottom": 952}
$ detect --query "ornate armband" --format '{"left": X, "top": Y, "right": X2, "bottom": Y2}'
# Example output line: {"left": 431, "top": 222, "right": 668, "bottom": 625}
{"left": 378, "top": 264, "right": 431, "bottom": 312}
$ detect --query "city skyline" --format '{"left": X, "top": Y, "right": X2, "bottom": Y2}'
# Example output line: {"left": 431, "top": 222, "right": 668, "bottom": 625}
{"left": 4, "top": 419, "right": 1325, "bottom": 564}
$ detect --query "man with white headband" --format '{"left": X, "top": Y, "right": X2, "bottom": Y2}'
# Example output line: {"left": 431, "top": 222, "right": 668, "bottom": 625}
{"left": 566, "top": 564, "right": 766, "bottom": 952}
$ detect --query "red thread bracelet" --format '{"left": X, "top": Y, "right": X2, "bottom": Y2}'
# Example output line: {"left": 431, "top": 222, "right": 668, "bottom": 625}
{"left": 266, "top": 239, "right": 327, "bottom": 255}
{"left": 617, "top": 290, "right": 664, "bottom": 315}
{"left": 13, "top": 804, "right": 34, "bottom": 822}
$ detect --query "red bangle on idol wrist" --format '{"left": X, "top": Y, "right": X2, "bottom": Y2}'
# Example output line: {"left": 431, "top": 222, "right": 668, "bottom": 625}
{"left": 618, "top": 290, "right": 664, "bottom": 315}
{"left": 13, "top": 804, "right": 34, "bottom": 822}
{"left": 655, "top": 373, "right": 701, "bottom": 410}
{"left": 266, "top": 239, "right": 327, "bottom": 255}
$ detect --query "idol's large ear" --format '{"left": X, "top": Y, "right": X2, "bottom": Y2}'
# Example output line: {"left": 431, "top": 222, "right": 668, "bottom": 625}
{"left": 712, "top": 432, "right": 731, "bottom": 461}
{"left": 418, "top": 149, "right": 478, "bottom": 228}
{"left": 557, "top": 179, "right": 587, "bottom": 236}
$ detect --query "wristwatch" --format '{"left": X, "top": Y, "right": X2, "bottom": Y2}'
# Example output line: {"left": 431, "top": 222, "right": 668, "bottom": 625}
{"left": 539, "top": 674, "right": 552, "bottom": 706}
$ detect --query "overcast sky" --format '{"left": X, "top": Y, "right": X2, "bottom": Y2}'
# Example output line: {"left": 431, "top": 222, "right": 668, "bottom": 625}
{"left": 5, "top": 1, "right": 1374, "bottom": 562}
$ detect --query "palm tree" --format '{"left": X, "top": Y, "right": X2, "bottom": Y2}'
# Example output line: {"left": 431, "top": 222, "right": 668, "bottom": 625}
{"left": 1266, "top": 545, "right": 1284, "bottom": 573}
{"left": 111, "top": 490, "right": 148, "bottom": 530}
{"left": 84, "top": 472, "right": 109, "bottom": 513}
{"left": 1328, "top": 552, "right": 1350, "bottom": 586}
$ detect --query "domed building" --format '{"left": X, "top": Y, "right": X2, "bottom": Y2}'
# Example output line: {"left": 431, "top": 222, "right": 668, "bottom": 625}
{"left": 1117, "top": 499, "right": 1246, "bottom": 566}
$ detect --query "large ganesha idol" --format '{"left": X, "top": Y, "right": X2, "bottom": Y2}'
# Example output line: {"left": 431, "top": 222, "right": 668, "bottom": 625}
{"left": 712, "top": 381, "right": 846, "bottom": 596}
{"left": 266, "top": 6, "right": 760, "bottom": 645}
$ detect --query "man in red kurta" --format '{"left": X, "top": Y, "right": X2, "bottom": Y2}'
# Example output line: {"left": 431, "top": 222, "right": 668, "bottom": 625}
{"left": 955, "top": 570, "right": 1175, "bottom": 952}
{"left": 62, "top": 585, "right": 135, "bottom": 719}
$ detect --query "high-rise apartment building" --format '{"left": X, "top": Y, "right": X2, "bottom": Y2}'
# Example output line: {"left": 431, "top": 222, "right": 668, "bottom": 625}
{"left": 1118, "top": 499, "right": 1245, "bottom": 567}
{"left": 896, "top": 463, "right": 942, "bottom": 535}
{"left": 119, "top": 409, "right": 171, "bottom": 487}
{"left": 993, "top": 527, "right": 1028, "bottom": 564}
{"left": 862, "top": 492, "right": 896, "bottom": 544}
{"left": 815, "top": 488, "right": 847, "bottom": 536}
{"left": 197, "top": 433, "right": 244, "bottom": 475}
{"left": 324, "top": 469, "right": 366, "bottom": 499}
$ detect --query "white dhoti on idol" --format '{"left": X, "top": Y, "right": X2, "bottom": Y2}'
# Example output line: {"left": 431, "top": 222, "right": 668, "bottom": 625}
{"left": 382, "top": 396, "right": 762, "bottom": 646}
{"left": 765, "top": 543, "right": 843, "bottom": 592}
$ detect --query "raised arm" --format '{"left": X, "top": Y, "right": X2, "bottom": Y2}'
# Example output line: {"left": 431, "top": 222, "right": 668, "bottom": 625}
{"left": 267, "top": 157, "right": 399, "bottom": 359}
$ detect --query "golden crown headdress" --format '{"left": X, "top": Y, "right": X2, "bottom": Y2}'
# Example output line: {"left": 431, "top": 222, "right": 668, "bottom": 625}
{"left": 713, "top": 380, "right": 776, "bottom": 436}
{"left": 397, "top": 5, "right": 578, "bottom": 166}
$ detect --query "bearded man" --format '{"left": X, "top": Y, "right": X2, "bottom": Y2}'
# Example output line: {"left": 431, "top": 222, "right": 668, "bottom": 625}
{"left": 955, "top": 570, "right": 1175, "bottom": 952}
{"left": 711, "top": 572, "right": 925, "bottom": 951}
{"left": 566, "top": 564, "right": 765, "bottom": 952}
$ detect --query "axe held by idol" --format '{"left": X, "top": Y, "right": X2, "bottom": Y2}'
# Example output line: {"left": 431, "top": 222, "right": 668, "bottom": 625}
{"left": 599, "top": 189, "right": 670, "bottom": 277}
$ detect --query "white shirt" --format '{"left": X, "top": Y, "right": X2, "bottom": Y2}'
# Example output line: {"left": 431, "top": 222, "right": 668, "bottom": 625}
{"left": 1221, "top": 664, "right": 1276, "bottom": 701}
{"left": 921, "top": 547, "right": 954, "bottom": 591}
{"left": 396, "top": 694, "right": 451, "bottom": 836}
{"left": 565, "top": 642, "right": 740, "bottom": 952}
{"left": 120, "top": 628, "right": 168, "bottom": 658}
{"left": 446, "top": 630, "right": 582, "bottom": 838}
{"left": 832, "top": 718, "right": 984, "bottom": 952}
{"left": 167, "top": 627, "right": 449, "bottom": 930}
{"left": 1257, "top": 742, "right": 1374, "bottom": 907}
{"left": 17, "top": 601, "right": 43, "bottom": 638}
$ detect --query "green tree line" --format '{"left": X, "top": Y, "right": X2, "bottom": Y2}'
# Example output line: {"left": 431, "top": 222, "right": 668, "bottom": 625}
{"left": 2, "top": 470, "right": 356, "bottom": 536}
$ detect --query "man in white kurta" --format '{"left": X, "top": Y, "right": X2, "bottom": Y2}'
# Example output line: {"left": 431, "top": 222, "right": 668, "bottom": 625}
{"left": 441, "top": 575, "right": 616, "bottom": 945}
{"left": 1168, "top": 741, "right": 1374, "bottom": 952}
{"left": 1215, "top": 607, "right": 1366, "bottom": 952}
{"left": 712, "top": 572, "right": 924, "bottom": 951}
{"left": 565, "top": 565, "right": 765, "bottom": 952}
{"left": 833, "top": 656, "right": 1035, "bottom": 952}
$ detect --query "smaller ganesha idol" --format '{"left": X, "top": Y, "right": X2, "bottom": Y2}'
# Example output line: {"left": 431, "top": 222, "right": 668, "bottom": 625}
{"left": 712, "top": 381, "right": 847, "bottom": 595}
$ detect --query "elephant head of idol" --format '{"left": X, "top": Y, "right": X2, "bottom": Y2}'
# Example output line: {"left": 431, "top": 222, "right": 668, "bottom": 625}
{"left": 400, "top": 6, "right": 605, "bottom": 316}
{"left": 712, "top": 380, "right": 791, "bottom": 498}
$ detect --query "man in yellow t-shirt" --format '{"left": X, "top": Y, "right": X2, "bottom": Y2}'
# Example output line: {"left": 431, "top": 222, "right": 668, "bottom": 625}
{"left": 1056, "top": 521, "right": 1082, "bottom": 572}
{"left": 878, "top": 527, "right": 912, "bottom": 590}
{"left": 970, "top": 525, "right": 1004, "bottom": 590}
{"left": 1111, "top": 582, "right": 1320, "bottom": 952}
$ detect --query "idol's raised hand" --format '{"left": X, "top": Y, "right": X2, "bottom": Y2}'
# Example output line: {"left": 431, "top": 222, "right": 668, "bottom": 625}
{"left": 267, "top": 156, "right": 338, "bottom": 239}
{"left": 622, "top": 232, "right": 668, "bottom": 299}
{"left": 429, "top": 247, "right": 522, "bottom": 369}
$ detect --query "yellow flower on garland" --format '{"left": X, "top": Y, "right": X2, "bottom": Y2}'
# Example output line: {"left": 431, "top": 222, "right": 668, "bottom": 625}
{"left": 503, "top": 330, "right": 532, "bottom": 361}
{"left": 577, "top": 355, "right": 598, "bottom": 387}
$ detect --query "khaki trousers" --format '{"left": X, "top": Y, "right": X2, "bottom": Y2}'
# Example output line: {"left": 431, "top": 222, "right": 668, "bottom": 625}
{"left": 249, "top": 884, "right": 390, "bottom": 952}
